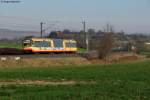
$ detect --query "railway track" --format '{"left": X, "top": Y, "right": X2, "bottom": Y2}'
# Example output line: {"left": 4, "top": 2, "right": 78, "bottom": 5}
{"left": 0, "top": 53, "right": 83, "bottom": 59}
{"left": 0, "top": 48, "right": 86, "bottom": 59}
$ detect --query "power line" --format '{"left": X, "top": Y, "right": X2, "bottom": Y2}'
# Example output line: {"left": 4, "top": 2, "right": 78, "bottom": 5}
{"left": 43, "top": 23, "right": 59, "bottom": 31}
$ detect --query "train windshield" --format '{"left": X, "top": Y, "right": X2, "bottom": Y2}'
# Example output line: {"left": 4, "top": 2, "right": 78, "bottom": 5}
{"left": 23, "top": 39, "right": 32, "bottom": 47}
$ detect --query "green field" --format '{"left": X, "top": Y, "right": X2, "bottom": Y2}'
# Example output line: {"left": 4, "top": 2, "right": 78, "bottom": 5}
{"left": 0, "top": 42, "right": 22, "bottom": 49}
{"left": 0, "top": 61, "right": 150, "bottom": 99}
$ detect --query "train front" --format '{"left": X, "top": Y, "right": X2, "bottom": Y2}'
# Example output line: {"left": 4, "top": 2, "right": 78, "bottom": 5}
{"left": 22, "top": 38, "right": 33, "bottom": 53}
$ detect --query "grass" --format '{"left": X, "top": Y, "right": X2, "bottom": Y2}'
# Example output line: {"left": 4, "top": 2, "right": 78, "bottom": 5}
{"left": 140, "top": 51, "right": 150, "bottom": 58}
{"left": 78, "top": 48, "right": 86, "bottom": 53}
{"left": 0, "top": 42, "right": 22, "bottom": 49}
{"left": 0, "top": 61, "right": 150, "bottom": 99}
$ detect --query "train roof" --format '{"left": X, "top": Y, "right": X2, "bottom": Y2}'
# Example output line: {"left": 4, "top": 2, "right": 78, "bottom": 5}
{"left": 24, "top": 38, "right": 76, "bottom": 41}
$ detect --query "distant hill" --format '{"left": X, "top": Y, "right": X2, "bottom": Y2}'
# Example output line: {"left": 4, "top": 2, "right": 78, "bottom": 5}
{"left": 0, "top": 28, "right": 40, "bottom": 39}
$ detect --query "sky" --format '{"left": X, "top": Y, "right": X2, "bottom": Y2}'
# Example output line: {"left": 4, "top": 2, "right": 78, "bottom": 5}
{"left": 0, "top": 0, "right": 150, "bottom": 33}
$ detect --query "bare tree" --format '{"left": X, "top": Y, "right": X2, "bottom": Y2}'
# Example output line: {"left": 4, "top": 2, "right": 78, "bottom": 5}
{"left": 134, "top": 38, "right": 145, "bottom": 54}
{"left": 97, "top": 23, "right": 114, "bottom": 59}
{"left": 98, "top": 32, "right": 114, "bottom": 59}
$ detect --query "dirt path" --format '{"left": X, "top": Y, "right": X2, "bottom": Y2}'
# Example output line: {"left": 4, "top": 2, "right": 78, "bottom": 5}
{"left": 0, "top": 80, "right": 96, "bottom": 86}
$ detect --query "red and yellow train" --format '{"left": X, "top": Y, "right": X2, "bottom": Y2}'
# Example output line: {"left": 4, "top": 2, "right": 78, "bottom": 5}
{"left": 23, "top": 38, "right": 77, "bottom": 53}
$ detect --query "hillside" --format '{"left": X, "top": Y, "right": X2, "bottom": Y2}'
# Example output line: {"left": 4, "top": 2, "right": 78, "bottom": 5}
{"left": 0, "top": 28, "right": 40, "bottom": 39}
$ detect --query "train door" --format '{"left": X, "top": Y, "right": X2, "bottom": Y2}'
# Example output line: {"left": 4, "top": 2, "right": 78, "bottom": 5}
{"left": 53, "top": 39, "right": 64, "bottom": 52}
{"left": 64, "top": 40, "right": 71, "bottom": 53}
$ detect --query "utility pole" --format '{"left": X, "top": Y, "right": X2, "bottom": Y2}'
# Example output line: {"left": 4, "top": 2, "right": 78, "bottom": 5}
{"left": 106, "top": 23, "right": 109, "bottom": 33}
{"left": 40, "top": 22, "right": 43, "bottom": 38}
{"left": 82, "top": 20, "right": 89, "bottom": 52}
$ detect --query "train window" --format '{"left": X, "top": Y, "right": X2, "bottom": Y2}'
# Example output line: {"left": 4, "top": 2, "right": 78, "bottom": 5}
{"left": 53, "top": 39, "right": 63, "bottom": 47}
{"left": 72, "top": 43, "right": 76, "bottom": 47}
{"left": 42, "top": 41, "right": 51, "bottom": 47}
{"left": 23, "top": 40, "right": 31, "bottom": 47}
{"left": 66, "top": 42, "right": 76, "bottom": 47}
{"left": 32, "top": 41, "right": 51, "bottom": 47}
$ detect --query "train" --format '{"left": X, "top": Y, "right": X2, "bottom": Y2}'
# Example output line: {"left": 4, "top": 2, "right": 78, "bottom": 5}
{"left": 23, "top": 38, "right": 77, "bottom": 54}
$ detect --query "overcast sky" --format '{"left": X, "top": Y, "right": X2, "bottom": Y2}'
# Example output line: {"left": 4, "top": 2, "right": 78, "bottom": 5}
{"left": 0, "top": 0, "right": 150, "bottom": 33}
